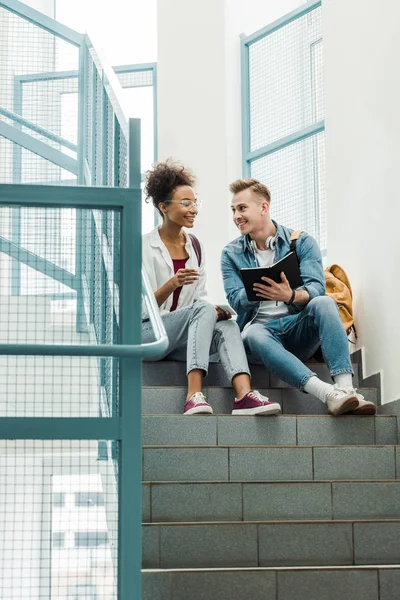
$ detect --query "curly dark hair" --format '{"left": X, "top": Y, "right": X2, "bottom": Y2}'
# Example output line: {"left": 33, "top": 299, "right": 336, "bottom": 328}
{"left": 144, "top": 159, "right": 196, "bottom": 216}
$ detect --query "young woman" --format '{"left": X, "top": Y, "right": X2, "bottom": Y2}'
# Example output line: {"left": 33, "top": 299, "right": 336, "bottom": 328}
{"left": 142, "top": 159, "right": 281, "bottom": 416}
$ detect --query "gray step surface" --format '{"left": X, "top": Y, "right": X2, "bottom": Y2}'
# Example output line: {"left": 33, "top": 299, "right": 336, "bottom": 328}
{"left": 143, "top": 520, "right": 400, "bottom": 569}
{"left": 142, "top": 415, "right": 399, "bottom": 447}
{"left": 142, "top": 481, "right": 400, "bottom": 523}
{"left": 143, "top": 361, "right": 360, "bottom": 388}
{"left": 143, "top": 567, "right": 400, "bottom": 600}
{"left": 143, "top": 445, "right": 400, "bottom": 482}
{"left": 143, "top": 386, "right": 378, "bottom": 415}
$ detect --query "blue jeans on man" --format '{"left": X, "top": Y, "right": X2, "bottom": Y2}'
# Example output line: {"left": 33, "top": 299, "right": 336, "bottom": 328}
{"left": 242, "top": 295, "right": 354, "bottom": 389}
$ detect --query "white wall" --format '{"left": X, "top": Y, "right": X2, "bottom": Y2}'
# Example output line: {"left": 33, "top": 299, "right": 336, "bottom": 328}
{"left": 157, "top": 0, "right": 304, "bottom": 302}
{"left": 323, "top": 0, "right": 400, "bottom": 402}
{"left": 157, "top": 0, "right": 229, "bottom": 302}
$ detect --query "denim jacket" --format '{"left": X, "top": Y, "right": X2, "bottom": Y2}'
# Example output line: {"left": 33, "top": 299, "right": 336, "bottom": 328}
{"left": 221, "top": 222, "right": 326, "bottom": 330}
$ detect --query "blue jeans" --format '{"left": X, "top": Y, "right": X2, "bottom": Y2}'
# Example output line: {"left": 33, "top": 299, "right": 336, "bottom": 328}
{"left": 142, "top": 301, "right": 250, "bottom": 381}
{"left": 242, "top": 296, "right": 354, "bottom": 389}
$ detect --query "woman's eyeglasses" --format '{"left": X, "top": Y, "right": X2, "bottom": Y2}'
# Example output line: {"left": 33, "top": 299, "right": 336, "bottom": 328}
{"left": 169, "top": 199, "right": 202, "bottom": 210}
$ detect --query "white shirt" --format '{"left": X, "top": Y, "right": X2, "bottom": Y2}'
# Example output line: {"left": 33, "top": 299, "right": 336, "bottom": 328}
{"left": 252, "top": 248, "right": 289, "bottom": 323}
{"left": 142, "top": 227, "right": 208, "bottom": 319}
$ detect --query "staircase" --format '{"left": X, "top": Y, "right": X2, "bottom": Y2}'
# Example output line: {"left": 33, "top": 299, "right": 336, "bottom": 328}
{"left": 141, "top": 357, "right": 400, "bottom": 599}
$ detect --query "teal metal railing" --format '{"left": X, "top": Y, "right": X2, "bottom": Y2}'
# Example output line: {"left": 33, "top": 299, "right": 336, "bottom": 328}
{"left": 242, "top": 0, "right": 327, "bottom": 256}
{"left": 0, "top": 0, "right": 157, "bottom": 419}
{"left": 0, "top": 183, "right": 167, "bottom": 599}
{"left": 0, "top": 1, "right": 163, "bottom": 598}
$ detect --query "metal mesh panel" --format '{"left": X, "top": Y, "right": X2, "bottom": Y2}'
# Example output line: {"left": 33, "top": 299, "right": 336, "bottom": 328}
{"left": 92, "top": 215, "right": 102, "bottom": 341}
{"left": 0, "top": 137, "right": 77, "bottom": 186}
{"left": 0, "top": 440, "right": 118, "bottom": 599}
{"left": 85, "top": 55, "right": 94, "bottom": 170}
{"left": 0, "top": 7, "right": 79, "bottom": 186}
{"left": 20, "top": 208, "right": 76, "bottom": 271}
{"left": 106, "top": 100, "right": 115, "bottom": 187}
{"left": 116, "top": 69, "right": 153, "bottom": 88}
{"left": 249, "top": 7, "right": 323, "bottom": 151}
{"left": 251, "top": 131, "right": 326, "bottom": 254}
{"left": 118, "top": 135, "right": 128, "bottom": 188}
{"left": 106, "top": 212, "right": 114, "bottom": 247}
{"left": 246, "top": 5, "right": 325, "bottom": 254}
{"left": 93, "top": 68, "right": 104, "bottom": 186}
{"left": 84, "top": 210, "right": 93, "bottom": 303}
{"left": 102, "top": 280, "right": 114, "bottom": 417}
{"left": 21, "top": 78, "right": 78, "bottom": 145}
{"left": 0, "top": 206, "right": 121, "bottom": 417}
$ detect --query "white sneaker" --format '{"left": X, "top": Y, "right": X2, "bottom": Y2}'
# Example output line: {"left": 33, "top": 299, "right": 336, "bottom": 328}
{"left": 325, "top": 384, "right": 359, "bottom": 416}
{"left": 347, "top": 393, "right": 376, "bottom": 415}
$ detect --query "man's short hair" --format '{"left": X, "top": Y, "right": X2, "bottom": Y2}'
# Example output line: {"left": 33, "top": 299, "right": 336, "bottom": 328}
{"left": 229, "top": 178, "right": 271, "bottom": 203}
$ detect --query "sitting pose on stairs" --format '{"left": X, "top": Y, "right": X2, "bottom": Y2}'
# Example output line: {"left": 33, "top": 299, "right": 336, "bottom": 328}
{"left": 142, "top": 160, "right": 281, "bottom": 416}
{"left": 221, "top": 178, "right": 376, "bottom": 416}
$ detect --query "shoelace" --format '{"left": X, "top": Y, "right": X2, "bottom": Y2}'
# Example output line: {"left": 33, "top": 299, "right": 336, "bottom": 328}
{"left": 189, "top": 392, "right": 207, "bottom": 405}
{"left": 328, "top": 384, "right": 357, "bottom": 400}
{"left": 251, "top": 390, "right": 269, "bottom": 403}
{"left": 241, "top": 390, "right": 267, "bottom": 404}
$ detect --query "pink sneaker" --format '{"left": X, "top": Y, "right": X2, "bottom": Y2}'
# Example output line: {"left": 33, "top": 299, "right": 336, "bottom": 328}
{"left": 184, "top": 392, "right": 213, "bottom": 416}
{"left": 232, "top": 390, "right": 281, "bottom": 416}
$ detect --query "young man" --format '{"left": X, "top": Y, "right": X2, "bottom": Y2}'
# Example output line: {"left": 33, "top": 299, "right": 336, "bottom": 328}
{"left": 220, "top": 179, "right": 376, "bottom": 416}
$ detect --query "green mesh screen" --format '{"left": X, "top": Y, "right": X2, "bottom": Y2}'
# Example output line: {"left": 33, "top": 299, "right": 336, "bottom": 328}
{"left": 0, "top": 207, "right": 120, "bottom": 418}
{"left": 251, "top": 131, "right": 326, "bottom": 255}
{"left": 249, "top": 8, "right": 323, "bottom": 151}
{"left": 116, "top": 69, "right": 153, "bottom": 88}
{"left": 0, "top": 7, "right": 79, "bottom": 186}
{"left": 247, "top": 5, "right": 326, "bottom": 254}
{"left": 0, "top": 440, "right": 118, "bottom": 600}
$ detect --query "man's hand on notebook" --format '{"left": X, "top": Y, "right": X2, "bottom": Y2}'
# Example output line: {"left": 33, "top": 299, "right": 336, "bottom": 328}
{"left": 253, "top": 271, "right": 292, "bottom": 303}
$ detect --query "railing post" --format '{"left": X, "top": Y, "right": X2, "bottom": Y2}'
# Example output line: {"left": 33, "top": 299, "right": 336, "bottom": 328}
{"left": 118, "top": 118, "right": 142, "bottom": 600}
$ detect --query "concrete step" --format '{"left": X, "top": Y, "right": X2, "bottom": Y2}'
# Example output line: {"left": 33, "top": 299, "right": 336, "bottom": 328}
{"left": 142, "top": 415, "right": 398, "bottom": 447}
{"left": 142, "top": 481, "right": 400, "bottom": 523}
{"left": 143, "top": 361, "right": 360, "bottom": 388}
{"left": 142, "top": 566, "right": 400, "bottom": 600}
{"left": 143, "top": 445, "right": 399, "bottom": 482}
{"left": 143, "top": 519, "right": 400, "bottom": 569}
{"left": 143, "top": 386, "right": 378, "bottom": 415}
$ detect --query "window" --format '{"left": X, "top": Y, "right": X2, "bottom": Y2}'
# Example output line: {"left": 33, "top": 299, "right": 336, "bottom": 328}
{"left": 243, "top": 3, "right": 326, "bottom": 255}
{"left": 74, "top": 531, "right": 108, "bottom": 548}
{"left": 74, "top": 492, "right": 105, "bottom": 507}
{"left": 52, "top": 531, "right": 65, "bottom": 548}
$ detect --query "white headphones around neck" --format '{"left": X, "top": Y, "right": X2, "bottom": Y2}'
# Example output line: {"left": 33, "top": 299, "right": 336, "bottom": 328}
{"left": 250, "top": 234, "right": 277, "bottom": 254}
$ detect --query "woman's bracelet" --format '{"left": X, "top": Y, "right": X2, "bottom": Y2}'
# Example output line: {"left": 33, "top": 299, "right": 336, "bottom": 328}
{"left": 285, "top": 288, "right": 296, "bottom": 305}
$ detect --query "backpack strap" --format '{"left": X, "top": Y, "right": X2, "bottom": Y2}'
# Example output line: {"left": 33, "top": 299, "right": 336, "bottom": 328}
{"left": 289, "top": 230, "right": 303, "bottom": 254}
{"left": 188, "top": 233, "right": 202, "bottom": 267}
